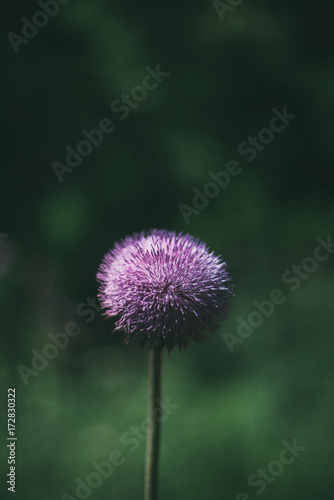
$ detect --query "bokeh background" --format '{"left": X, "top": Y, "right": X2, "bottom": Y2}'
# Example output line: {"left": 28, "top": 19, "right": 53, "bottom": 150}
{"left": 1, "top": 1, "right": 334, "bottom": 499}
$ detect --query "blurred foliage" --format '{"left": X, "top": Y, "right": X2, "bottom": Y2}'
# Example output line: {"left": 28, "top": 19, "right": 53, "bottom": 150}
{"left": 1, "top": 0, "right": 334, "bottom": 499}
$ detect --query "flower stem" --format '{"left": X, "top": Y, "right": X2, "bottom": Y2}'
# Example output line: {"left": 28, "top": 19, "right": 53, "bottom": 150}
{"left": 144, "top": 346, "right": 162, "bottom": 500}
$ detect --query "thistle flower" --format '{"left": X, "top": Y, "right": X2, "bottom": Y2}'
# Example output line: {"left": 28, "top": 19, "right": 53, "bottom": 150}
{"left": 97, "top": 229, "right": 233, "bottom": 351}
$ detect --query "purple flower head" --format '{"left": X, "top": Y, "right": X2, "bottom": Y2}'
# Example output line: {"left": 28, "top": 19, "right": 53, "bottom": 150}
{"left": 97, "top": 230, "right": 233, "bottom": 351}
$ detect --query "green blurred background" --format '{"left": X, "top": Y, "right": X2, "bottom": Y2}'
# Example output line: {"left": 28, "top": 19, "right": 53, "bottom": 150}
{"left": 1, "top": 0, "right": 334, "bottom": 499}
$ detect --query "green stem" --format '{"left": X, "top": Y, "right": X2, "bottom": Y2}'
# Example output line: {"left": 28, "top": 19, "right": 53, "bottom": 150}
{"left": 144, "top": 346, "right": 162, "bottom": 500}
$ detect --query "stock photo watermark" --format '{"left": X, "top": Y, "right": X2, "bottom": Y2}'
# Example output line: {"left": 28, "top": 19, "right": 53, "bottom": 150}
{"left": 17, "top": 296, "right": 101, "bottom": 386}
{"left": 61, "top": 397, "right": 179, "bottom": 499}
{"left": 7, "top": 0, "right": 71, "bottom": 54}
{"left": 7, "top": 388, "right": 17, "bottom": 493}
{"left": 213, "top": 0, "right": 244, "bottom": 22}
{"left": 51, "top": 65, "right": 170, "bottom": 183}
{"left": 223, "top": 235, "right": 334, "bottom": 353}
{"left": 235, "top": 438, "right": 306, "bottom": 499}
{"left": 179, "top": 106, "right": 297, "bottom": 224}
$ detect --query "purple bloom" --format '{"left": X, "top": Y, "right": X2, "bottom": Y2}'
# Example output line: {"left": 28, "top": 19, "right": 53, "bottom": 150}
{"left": 97, "top": 230, "right": 233, "bottom": 351}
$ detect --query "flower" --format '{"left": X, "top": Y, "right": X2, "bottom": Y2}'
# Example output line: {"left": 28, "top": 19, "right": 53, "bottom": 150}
{"left": 97, "top": 229, "right": 233, "bottom": 351}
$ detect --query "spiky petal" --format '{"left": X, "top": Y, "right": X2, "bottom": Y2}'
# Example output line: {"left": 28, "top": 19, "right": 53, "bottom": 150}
{"left": 97, "top": 230, "right": 233, "bottom": 351}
